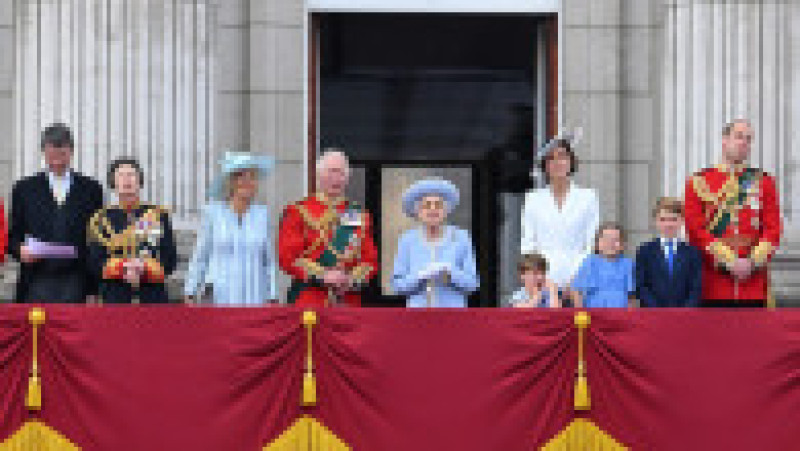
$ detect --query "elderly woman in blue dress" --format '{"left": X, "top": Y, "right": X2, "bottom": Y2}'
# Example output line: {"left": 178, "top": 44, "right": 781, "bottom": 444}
{"left": 391, "top": 178, "right": 480, "bottom": 308}
{"left": 184, "top": 152, "right": 277, "bottom": 305}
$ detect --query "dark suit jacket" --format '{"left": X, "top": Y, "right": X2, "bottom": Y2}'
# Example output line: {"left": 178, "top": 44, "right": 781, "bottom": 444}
{"left": 635, "top": 238, "right": 702, "bottom": 307}
{"left": 9, "top": 171, "right": 104, "bottom": 301}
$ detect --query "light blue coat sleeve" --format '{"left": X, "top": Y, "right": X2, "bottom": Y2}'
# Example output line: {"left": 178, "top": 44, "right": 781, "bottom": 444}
{"left": 624, "top": 258, "right": 635, "bottom": 295}
{"left": 448, "top": 229, "right": 480, "bottom": 294}
{"left": 184, "top": 204, "right": 214, "bottom": 297}
{"left": 391, "top": 232, "right": 426, "bottom": 295}
{"left": 262, "top": 209, "right": 278, "bottom": 301}
{"left": 571, "top": 255, "right": 597, "bottom": 297}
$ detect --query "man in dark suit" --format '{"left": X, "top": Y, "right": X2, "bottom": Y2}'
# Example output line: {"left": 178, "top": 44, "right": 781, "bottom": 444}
{"left": 9, "top": 123, "right": 104, "bottom": 303}
{"left": 635, "top": 197, "right": 702, "bottom": 307}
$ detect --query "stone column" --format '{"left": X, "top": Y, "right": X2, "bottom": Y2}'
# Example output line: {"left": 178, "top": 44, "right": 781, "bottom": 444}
{"left": 562, "top": 0, "right": 624, "bottom": 224}
{"left": 0, "top": 1, "right": 14, "bottom": 301}
{"left": 249, "top": 0, "right": 306, "bottom": 299}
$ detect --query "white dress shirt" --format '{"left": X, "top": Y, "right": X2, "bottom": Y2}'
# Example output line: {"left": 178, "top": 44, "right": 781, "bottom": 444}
{"left": 520, "top": 182, "right": 600, "bottom": 287}
{"left": 659, "top": 237, "right": 681, "bottom": 259}
{"left": 47, "top": 170, "right": 73, "bottom": 204}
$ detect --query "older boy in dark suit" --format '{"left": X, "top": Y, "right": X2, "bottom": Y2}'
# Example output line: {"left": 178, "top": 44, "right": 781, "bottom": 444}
{"left": 635, "top": 197, "right": 702, "bottom": 307}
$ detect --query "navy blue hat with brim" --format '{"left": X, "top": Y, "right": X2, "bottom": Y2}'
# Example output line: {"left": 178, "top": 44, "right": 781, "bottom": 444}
{"left": 401, "top": 178, "right": 460, "bottom": 218}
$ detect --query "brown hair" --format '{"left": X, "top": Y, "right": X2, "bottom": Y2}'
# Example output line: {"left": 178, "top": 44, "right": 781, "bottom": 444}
{"left": 594, "top": 221, "right": 626, "bottom": 255}
{"left": 652, "top": 197, "right": 684, "bottom": 218}
{"left": 518, "top": 252, "right": 548, "bottom": 275}
{"left": 539, "top": 139, "right": 579, "bottom": 183}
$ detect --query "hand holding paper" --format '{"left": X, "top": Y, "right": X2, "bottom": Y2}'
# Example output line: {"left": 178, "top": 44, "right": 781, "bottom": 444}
{"left": 24, "top": 236, "right": 77, "bottom": 259}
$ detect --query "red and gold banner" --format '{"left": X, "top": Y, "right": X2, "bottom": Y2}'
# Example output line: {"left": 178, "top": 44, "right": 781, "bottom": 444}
{"left": 2, "top": 306, "right": 800, "bottom": 450}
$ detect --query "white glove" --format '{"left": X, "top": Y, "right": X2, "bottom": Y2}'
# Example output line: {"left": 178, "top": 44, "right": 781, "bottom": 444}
{"left": 418, "top": 262, "right": 450, "bottom": 281}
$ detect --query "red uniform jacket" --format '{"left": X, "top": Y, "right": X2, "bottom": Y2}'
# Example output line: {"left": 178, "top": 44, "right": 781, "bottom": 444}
{"left": 278, "top": 193, "right": 378, "bottom": 307}
{"left": 684, "top": 164, "right": 782, "bottom": 303}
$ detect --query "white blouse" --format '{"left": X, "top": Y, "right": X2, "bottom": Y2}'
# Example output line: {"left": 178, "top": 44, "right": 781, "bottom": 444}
{"left": 520, "top": 183, "right": 600, "bottom": 287}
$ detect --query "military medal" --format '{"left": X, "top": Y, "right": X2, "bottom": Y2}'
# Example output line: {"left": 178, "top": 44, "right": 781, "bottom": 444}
{"left": 340, "top": 208, "right": 362, "bottom": 227}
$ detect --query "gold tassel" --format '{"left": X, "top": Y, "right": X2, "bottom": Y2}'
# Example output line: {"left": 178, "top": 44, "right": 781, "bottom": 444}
{"left": 574, "top": 312, "right": 591, "bottom": 411}
{"left": 302, "top": 310, "right": 318, "bottom": 407}
{"left": 303, "top": 372, "right": 317, "bottom": 407}
{"left": 26, "top": 308, "right": 46, "bottom": 411}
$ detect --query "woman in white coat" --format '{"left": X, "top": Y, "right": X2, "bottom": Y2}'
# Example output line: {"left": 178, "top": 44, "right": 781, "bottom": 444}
{"left": 520, "top": 136, "right": 600, "bottom": 306}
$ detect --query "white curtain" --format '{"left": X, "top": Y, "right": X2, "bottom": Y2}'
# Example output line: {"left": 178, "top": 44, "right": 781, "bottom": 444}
{"left": 15, "top": 0, "right": 215, "bottom": 225}
{"left": 662, "top": 1, "right": 797, "bottom": 223}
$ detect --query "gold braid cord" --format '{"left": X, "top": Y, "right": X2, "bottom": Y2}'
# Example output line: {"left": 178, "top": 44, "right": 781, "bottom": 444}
{"left": 692, "top": 173, "right": 741, "bottom": 234}
{"left": 88, "top": 207, "right": 163, "bottom": 256}
{"left": 707, "top": 241, "right": 737, "bottom": 269}
{"left": 750, "top": 241, "right": 775, "bottom": 268}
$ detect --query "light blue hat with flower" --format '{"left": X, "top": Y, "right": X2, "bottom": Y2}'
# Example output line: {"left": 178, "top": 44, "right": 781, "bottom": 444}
{"left": 209, "top": 151, "right": 275, "bottom": 200}
{"left": 401, "top": 178, "right": 460, "bottom": 218}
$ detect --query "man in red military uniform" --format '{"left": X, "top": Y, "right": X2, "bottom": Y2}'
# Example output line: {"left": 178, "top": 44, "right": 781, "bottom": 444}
{"left": 684, "top": 119, "right": 782, "bottom": 307}
{"left": 278, "top": 150, "right": 378, "bottom": 307}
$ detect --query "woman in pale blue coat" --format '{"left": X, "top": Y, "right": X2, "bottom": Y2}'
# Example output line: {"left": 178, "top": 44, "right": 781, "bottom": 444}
{"left": 391, "top": 178, "right": 480, "bottom": 308}
{"left": 184, "top": 152, "right": 277, "bottom": 305}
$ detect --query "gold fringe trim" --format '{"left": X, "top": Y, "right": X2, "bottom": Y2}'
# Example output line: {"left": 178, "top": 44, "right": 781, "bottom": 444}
{"left": 349, "top": 264, "right": 373, "bottom": 286}
{"left": 296, "top": 259, "right": 326, "bottom": 281}
{"left": 262, "top": 415, "right": 350, "bottom": 450}
{"left": 750, "top": 240, "right": 774, "bottom": 268}
{"left": 0, "top": 420, "right": 80, "bottom": 450}
{"left": 302, "top": 311, "right": 318, "bottom": 407}
{"left": 541, "top": 419, "right": 628, "bottom": 450}
{"left": 27, "top": 308, "right": 45, "bottom": 411}
{"left": 574, "top": 312, "right": 591, "bottom": 411}
{"left": 707, "top": 241, "right": 736, "bottom": 268}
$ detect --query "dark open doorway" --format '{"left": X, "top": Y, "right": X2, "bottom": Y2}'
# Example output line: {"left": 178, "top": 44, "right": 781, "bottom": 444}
{"left": 312, "top": 13, "right": 557, "bottom": 306}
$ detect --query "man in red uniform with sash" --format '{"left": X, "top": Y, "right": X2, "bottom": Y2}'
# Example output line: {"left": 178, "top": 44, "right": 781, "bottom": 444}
{"left": 278, "top": 150, "right": 378, "bottom": 307}
{"left": 684, "top": 120, "right": 782, "bottom": 307}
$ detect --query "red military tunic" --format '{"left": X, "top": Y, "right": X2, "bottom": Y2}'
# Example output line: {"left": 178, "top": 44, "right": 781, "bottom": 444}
{"left": 278, "top": 193, "right": 378, "bottom": 307}
{"left": 684, "top": 164, "right": 782, "bottom": 304}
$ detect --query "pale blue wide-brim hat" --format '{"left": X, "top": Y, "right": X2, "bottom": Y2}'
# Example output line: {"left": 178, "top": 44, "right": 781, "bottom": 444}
{"left": 401, "top": 178, "right": 460, "bottom": 218}
{"left": 209, "top": 151, "right": 275, "bottom": 200}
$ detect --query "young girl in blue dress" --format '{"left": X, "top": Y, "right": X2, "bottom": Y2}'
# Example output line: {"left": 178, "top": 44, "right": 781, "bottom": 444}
{"left": 572, "top": 222, "right": 635, "bottom": 308}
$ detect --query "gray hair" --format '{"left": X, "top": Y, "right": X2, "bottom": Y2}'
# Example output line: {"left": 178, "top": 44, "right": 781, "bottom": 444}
{"left": 722, "top": 119, "right": 752, "bottom": 136}
{"left": 316, "top": 148, "right": 351, "bottom": 176}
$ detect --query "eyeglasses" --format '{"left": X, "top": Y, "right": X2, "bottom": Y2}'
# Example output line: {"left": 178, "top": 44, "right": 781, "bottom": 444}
{"left": 420, "top": 199, "right": 445, "bottom": 210}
